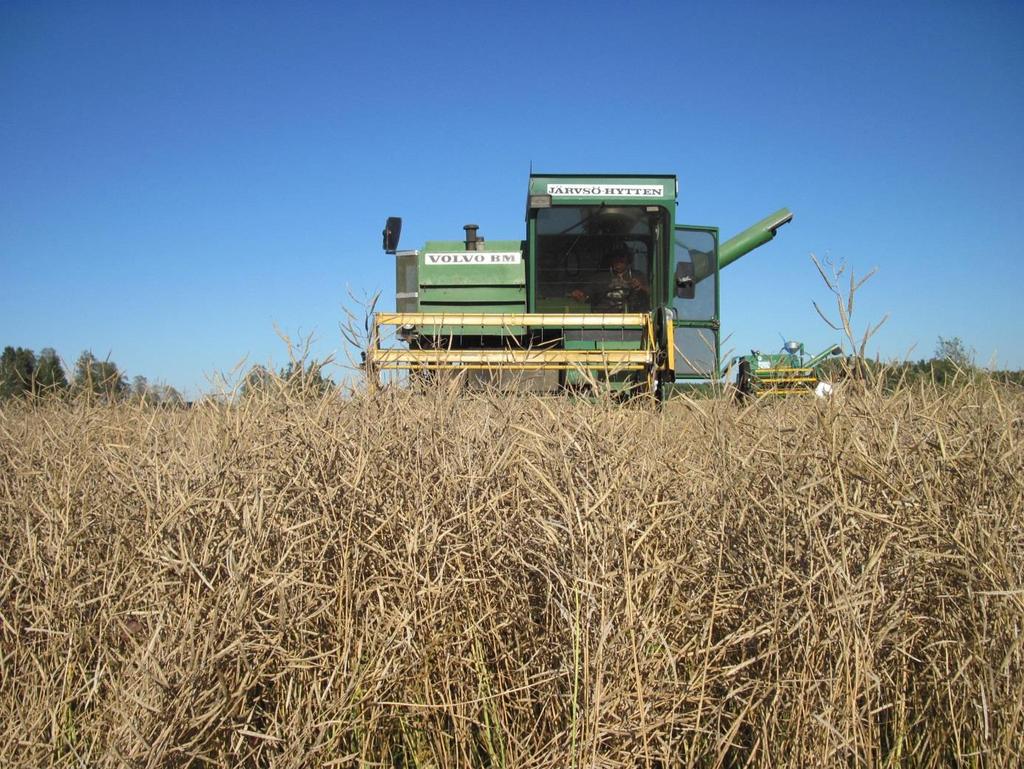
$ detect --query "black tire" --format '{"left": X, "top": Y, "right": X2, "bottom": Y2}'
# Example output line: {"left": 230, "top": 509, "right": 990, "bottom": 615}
{"left": 736, "top": 360, "right": 754, "bottom": 401}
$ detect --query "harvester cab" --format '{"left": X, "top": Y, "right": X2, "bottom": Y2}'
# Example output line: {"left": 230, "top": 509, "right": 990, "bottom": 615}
{"left": 369, "top": 173, "right": 793, "bottom": 397}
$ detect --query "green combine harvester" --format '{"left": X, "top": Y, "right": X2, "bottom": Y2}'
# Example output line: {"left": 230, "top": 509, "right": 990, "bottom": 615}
{"left": 368, "top": 173, "right": 793, "bottom": 397}
{"left": 732, "top": 340, "right": 843, "bottom": 398}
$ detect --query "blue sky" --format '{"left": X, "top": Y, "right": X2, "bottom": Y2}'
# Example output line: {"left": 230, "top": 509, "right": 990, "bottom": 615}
{"left": 2, "top": 0, "right": 1022, "bottom": 395}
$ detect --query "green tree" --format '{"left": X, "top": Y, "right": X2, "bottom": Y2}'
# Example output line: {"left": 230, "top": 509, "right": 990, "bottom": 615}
{"left": 128, "top": 377, "right": 184, "bottom": 406}
{"left": 240, "top": 361, "right": 333, "bottom": 399}
{"left": 74, "top": 350, "right": 126, "bottom": 401}
{"left": 131, "top": 375, "right": 159, "bottom": 406}
{"left": 33, "top": 348, "right": 68, "bottom": 394}
{"left": 935, "top": 336, "right": 975, "bottom": 369}
{"left": 0, "top": 346, "right": 36, "bottom": 400}
{"left": 73, "top": 351, "right": 94, "bottom": 386}
{"left": 280, "top": 360, "right": 333, "bottom": 396}
{"left": 241, "top": 365, "right": 274, "bottom": 398}
{"left": 153, "top": 384, "right": 185, "bottom": 406}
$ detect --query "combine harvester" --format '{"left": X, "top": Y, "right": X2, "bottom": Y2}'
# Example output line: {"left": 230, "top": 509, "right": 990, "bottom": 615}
{"left": 732, "top": 340, "right": 843, "bottom": 399}
{"left": 368, "top": 173, "right": 792, "bottom": 398}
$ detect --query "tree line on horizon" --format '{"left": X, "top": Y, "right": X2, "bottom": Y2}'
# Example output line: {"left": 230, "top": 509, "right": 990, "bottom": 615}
{"left": 0, "top": 345, "right": 337, "bottom": 404}
{"left": 815, "top": 336, "right": 1024, "bottom": 388}
{"left": 2, "top": 338, "right": 1019, "bottom": 405}
{"left": 240, "top": 361, "right": 334, "bottom": 398}
{"left": 0, "top": 346, "right": 184, "bottom": 404}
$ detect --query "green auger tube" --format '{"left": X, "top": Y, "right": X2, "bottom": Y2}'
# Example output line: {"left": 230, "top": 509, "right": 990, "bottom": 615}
{"left": 718, "top": 208, "right": 793, "bottom": 270}
{"left": 804, "top": 344, "right": 843, "bottom": 369}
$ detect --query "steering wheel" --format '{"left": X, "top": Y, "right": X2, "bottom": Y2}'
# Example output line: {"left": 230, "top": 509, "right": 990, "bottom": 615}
{"left": 596, "top": 284, "right": 647, "bottom": 311}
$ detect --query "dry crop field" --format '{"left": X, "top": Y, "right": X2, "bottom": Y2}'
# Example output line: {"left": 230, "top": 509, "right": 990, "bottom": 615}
{"left": 1, "top": 379, "right": 1022, "bottom": 768}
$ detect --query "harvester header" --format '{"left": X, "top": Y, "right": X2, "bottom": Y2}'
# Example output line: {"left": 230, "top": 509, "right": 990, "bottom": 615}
{"left": 369, "top": 172, "right": 793, "bottom": 397}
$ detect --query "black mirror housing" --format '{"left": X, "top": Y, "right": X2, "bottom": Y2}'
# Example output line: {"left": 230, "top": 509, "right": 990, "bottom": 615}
{"left": 674, "top": 262, "right": 695, "bottom": 299}
{"left": 383, "top": 217, "right": 402, "bottom": 253}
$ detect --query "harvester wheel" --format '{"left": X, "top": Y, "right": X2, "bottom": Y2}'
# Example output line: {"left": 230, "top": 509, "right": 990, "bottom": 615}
{"left": 736, "top": 360, "right": 754, "bottom": 401}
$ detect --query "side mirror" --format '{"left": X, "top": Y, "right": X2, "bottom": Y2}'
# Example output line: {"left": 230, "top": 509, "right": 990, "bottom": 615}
{"left": 382, "top": 217, "right": 402, "bottom": 253}
{"left": 674, "top": 262, "right": 695, "bottom": 299}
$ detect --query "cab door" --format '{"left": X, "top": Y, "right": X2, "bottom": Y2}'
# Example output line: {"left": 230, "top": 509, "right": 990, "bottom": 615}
{"left": 669, "top": 225, "right": 719, "bottom": 379}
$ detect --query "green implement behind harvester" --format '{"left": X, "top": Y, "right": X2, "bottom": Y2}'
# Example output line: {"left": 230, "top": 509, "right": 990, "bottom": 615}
{"left": 369, "top": 173, "right": 793, "bottom": 397}
{"left": 732, "top": 341, "right": 843, "bottom": 398}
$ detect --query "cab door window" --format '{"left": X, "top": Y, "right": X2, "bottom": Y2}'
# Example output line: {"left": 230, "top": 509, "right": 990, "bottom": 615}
{"left": 672, "top": 228, "right": 717, "bottom": 321}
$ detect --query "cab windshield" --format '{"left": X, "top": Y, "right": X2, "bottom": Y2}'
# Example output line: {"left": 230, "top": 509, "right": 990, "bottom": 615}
{"left": 534, "top": 205, "right": 666, "bottom": 313}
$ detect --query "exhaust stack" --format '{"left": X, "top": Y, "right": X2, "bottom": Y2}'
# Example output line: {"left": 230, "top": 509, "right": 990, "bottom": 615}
{"left": 463, "top": 224, "right": 484, "bottom": 251}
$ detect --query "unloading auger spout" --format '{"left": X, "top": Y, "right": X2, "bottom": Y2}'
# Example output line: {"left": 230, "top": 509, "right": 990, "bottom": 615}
{"left": 719, "top": 209, "right": 794, "bottom": 269}
{"left": 689, "top": 208, "right": 793, "bottom": 283}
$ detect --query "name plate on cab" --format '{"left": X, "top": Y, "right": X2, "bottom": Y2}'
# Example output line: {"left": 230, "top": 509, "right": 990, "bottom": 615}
{"left": 546, "top": 184, "right": 664, "bottom": 198}
{"left": 425, "top": 252, "right": 522, "bottom": 265}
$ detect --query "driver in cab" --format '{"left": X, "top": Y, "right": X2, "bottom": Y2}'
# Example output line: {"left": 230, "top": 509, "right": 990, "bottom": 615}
{"left": 569, "top": 248, "right": 649, "bottom": 312}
